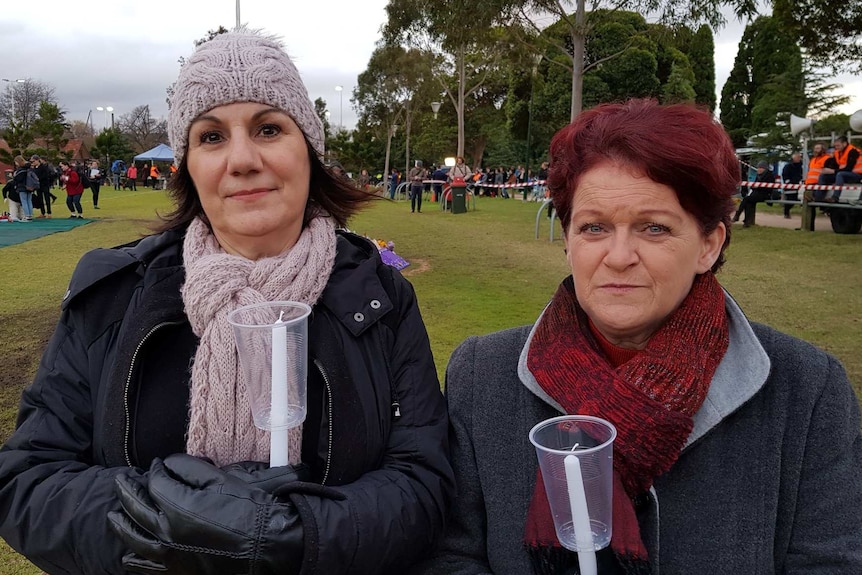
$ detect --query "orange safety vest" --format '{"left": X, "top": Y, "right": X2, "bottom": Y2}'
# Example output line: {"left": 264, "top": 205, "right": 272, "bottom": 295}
{"left": 150, "top": 166, "right": 160, "bottom": 178}
{"left": 834, "top": 144, "right": 862, "bottom": 174}
{"left": 805, "top": 154, "right": 829, "bottom": 184}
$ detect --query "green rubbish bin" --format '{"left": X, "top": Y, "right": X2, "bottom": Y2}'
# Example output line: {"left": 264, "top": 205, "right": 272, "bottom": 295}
{"left": 451, "top": 184, "right": 467, "bottom": 214}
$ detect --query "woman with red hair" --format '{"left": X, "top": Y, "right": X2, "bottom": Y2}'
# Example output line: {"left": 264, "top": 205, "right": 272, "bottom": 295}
{"left": 415, "top": 99, "right": 862, "bottom": 574}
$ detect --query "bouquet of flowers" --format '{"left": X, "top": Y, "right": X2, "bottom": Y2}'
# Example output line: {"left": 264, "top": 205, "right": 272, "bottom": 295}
{"left": 371, "top": 238, "right": 409, "bottom": 271}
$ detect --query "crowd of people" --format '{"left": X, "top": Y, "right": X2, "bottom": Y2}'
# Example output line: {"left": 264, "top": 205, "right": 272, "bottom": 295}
{"left": 1, "top": 155, "right": 56, "bottom": 221}
{"left": 733, "top": 135, "right": 862, "bottom": 226}
{"left": 2, "top": 157, "right": 174, "bottom": 221}
{"left": 376, "top": 135, "right": 860, "bottom": 224}
{"left": 0, "top": 27, "right": 859, "bottom": 575}
{"left": 384, "top": 159, "right": 552, "bottom": 209}
{"left": 811, "top": 135, "right": 862, "bottom": 202}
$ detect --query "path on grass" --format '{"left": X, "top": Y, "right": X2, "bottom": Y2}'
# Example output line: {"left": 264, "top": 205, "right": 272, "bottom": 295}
{"left": 732, "top": 211, "right": 834, "bottom": 232}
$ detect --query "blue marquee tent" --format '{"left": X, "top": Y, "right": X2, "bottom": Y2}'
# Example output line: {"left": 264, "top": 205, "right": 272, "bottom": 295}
{"left": 134, "top": 143, "right": 174, "bottom": 162}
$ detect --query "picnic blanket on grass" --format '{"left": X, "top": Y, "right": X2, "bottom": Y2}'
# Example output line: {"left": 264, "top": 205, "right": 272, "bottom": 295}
{"left": 0, "top": 218, "right": 93, "bottom": 248}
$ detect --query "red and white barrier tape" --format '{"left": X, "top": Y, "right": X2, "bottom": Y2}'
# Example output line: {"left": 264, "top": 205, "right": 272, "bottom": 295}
{"left": 420, "top": 179, "right": 547, "bottom": 189}
{"left": 413, "top": 179, "right": 856, "bottom": 191}
{"left": 739, "top": 181, "right": 862, "bottom": 191}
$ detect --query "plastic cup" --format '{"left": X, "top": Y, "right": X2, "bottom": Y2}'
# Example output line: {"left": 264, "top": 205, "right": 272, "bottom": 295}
{"left": 227, "top": 301, "right": 311, "bottom": 432}
{"left": 529, "top": 415, "right": 616, "bottom": 552}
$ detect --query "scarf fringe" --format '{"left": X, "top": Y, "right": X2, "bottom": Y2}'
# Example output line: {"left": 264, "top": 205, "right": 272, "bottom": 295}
{"left": 616, "top": 553, "right": 652, "bottom": 575}
{"left": 526, "top": 542, "right": 651, "bottom": 575}
{"left": 525, "top": 543, "right": 580, "bottom": 575}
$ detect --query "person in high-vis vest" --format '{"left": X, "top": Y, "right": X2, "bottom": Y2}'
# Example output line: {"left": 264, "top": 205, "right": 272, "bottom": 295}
{"left": 806, "top": 143, "right": 831, "bottom": 201}
{"left": 150, "top": 164, "right": 161, "bottom": 189}
{"left": 832, "top": 136, "right": 862, "bottom": 201}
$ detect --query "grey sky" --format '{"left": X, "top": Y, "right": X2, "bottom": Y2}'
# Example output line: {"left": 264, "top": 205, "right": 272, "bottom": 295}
{"left": 2, "top": 0, "right": 383, "bottom": 131}
{"left": 2, "top": 0, "right": 859, "bottom": 135}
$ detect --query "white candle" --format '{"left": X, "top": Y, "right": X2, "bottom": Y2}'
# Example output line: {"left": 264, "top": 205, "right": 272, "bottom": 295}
{"left": 565, "top": 454, "right": 597, "bottom": 575}
{"left": 270, "top": 312, "right": 289, "bottom": 467}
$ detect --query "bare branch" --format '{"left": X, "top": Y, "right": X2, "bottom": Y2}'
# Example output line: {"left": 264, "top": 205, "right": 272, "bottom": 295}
{"left": 552, "top": 0, "right": 577, "bottom": 31}
{"left": 436, "top": 74, "right": 458, "bottom": 109}
{"left": 466, "top": 66, "right": 493, "bottom": 99}
{"left": 514, "top": 7, "right": 572, "bottom": 62}
{"left": 583, "top": 43, "right": 632, "bottom": 73}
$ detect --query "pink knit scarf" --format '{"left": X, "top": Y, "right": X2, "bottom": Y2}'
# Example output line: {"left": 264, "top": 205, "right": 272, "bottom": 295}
{"left": 181, "top": 215, "right": 337, "bottom": 466}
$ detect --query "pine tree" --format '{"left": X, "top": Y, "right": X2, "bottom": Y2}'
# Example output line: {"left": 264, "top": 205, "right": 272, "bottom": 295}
{"left": 31, "top": 101, "right": 69, "bottom": 164}
{"left": 719, "top": 25, "right": 754, "bottom": 148}
{"left": 688, "top": 25, "right": 716, "bottom": 111}
{"left": 663, "top": 60, "right": 697, "bottom": 104}
{"left": 719, "top": 16, "right": 805, "bottom": 149}
{"left": 748, "top": 17, "right": 806, "bottom": 150}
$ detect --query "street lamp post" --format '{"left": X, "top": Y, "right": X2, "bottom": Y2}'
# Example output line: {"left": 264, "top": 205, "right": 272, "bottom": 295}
{"left": 96, "top": 106, "right": 114, "bottom": 131}
{"left": 431, "top": 101, "right": 441, "bottom": 119}
{"left": 525, "top": 54, "right": 543, "bottom": 196}
{"left": 334, "top": 85, "right": 343, "bottom": 132}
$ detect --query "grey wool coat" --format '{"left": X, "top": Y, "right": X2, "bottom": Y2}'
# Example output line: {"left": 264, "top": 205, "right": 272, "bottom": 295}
{"left": 414, "top": 294, "right": 862, "bottom": 574}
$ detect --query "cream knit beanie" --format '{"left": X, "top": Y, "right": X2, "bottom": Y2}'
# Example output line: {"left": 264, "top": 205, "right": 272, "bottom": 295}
{"left": 168, "top": 28, "right": 324, "bottom": 166}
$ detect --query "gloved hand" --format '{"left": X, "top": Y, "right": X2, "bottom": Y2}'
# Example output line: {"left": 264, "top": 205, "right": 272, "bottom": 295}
{"left": 108, "top": 454, "right": 303, "bottom": 575}
{"left": 221, "top": 460, "right": 312, "bottom": 495}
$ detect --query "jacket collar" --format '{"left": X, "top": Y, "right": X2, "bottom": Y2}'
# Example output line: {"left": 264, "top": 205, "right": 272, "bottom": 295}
{"left": 685, "top": 292, "right": 770, "bottom": 447}
{"left": 518, "top": 289, "right": 770, "bottom": 448}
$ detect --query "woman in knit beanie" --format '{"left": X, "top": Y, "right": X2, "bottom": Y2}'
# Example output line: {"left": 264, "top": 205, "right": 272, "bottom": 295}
{"left": 0, "top": 28, "right": 453, "bottom": 575}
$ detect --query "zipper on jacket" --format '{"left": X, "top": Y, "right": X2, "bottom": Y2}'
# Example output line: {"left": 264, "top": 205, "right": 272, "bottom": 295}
{"left": 123, "top": 321, "right": 183, "bottom": 467}
{"left": 313, "top": 358, "right": 334, "bottom": 485}
{"left": 375, "top": 320, "right": 401, "bottom": 422}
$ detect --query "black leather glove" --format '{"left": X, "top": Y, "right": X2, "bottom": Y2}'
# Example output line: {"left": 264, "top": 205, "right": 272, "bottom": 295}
{"left": 221, "top": 460, "right": 312, "bottom": 494}
{"left": 108, "top": 454, "right": 304, "bottom": 575}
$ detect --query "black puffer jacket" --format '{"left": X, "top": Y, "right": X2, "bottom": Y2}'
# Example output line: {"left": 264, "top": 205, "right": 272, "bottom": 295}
{"left": 0, "top": 228, "right": 453, "bottom": 575}
{"left": 12, "top": 166, "right": 29, "bottom": 194}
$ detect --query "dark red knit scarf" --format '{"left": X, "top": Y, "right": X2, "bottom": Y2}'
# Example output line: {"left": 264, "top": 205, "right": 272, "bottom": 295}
{"left": 524, "top": 273, "right": 729, "bottom": 574}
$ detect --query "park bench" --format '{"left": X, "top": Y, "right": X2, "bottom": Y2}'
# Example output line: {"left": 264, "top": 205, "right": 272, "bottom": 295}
{"left": 534, "top": 182, "right": 862, "bottom": 241}
{"left": 742, "top": 181, "right": 862, "bottom": 234}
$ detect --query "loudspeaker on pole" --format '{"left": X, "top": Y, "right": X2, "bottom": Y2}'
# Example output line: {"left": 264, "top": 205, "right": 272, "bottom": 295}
{"left": 790, "top": 114, "right": 814, "bottom": 136}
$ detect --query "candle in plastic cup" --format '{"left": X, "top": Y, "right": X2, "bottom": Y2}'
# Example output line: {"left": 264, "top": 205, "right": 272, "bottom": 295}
{"left": 529, "top": 415, "right": 616, "bottom": 553}
{"left": 270, "top": 312, "right": 289, "bottom": 467}
{"left": 227, "top": 301, "right": 311, "bottom": 467}
{"left": 565, "top": 454, "right": 598, "bottom": 575}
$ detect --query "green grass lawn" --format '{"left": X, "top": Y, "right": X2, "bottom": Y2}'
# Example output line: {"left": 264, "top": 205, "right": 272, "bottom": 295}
{"left": 0, "top": 186, "right": 860, "bottom": 572}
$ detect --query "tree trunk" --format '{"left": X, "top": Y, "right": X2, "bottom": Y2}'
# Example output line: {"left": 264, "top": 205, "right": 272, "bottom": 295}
{"left": 383, "top": 126, "right": 394, "bottom": 194}
{"left": 467, "top": 137, "right": 487, "bottom": 169}
{"left": 405, "top": 130, "right": 411, "bottom": 175}
{"left": 404, "top": 109, "right": 413, "bottom": 175}
{"left": 457, "top": 43, "right": 466, "bottom": 158}
{"left": 570, "top": 0, "right": 586, "bottom": 122}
